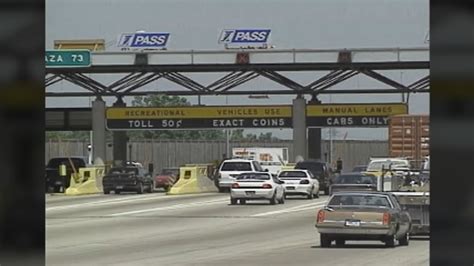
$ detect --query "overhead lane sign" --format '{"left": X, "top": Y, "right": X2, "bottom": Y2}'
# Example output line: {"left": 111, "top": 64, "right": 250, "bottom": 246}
{"left": 306, "top": 103, "right": 408, "bottom": 127}
{"left": 106, "top": 106, "right": 292, "bottom": 130}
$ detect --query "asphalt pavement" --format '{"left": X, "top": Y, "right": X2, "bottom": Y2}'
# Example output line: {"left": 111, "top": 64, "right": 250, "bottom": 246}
{"left": 46, "top": 191, "right": 429, "bottom": 266}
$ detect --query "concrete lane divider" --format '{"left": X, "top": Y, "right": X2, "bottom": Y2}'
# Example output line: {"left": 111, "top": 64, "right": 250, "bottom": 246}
{"left": 65, "top": 166, "right": 105, "bottom": 196}
{"left": 167, "top": 164, "right": 218, "bottom": 195}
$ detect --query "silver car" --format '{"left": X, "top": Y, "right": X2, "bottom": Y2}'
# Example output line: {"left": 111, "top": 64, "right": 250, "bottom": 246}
{"left": 230, "top": 172, "right": 285, "bottom": 205}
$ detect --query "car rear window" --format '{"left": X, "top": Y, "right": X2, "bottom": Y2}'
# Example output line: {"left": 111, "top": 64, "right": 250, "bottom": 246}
{"left": 161, "top": 168, "right": 179, "bottom": 175}
{"left": 221, "top": 162, "right": 252, "bottom": 171}
{"left": 236, "top": 173, "right": 270, "bottom": 180}
{"left": 352, "top": 166, "right": 366, "bottom": 172}
{"left": 109, "top": 167, "right": 138, "bottom": 175}
{"left": 328, "top": 194, "right": 391, "bottom": 208}
{"left": 295, "top": 162, "right": 324, "bottom": 173}
{"left": 278, "top": 171, "right": 307, "bottom": 178}
{"left": 335, "top": 175, "right": 376, "bottom": 184}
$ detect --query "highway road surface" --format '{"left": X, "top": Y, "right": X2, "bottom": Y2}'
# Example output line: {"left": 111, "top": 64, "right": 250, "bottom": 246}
{"left": 46, "top": 192, "right": 429, "bottom": 266}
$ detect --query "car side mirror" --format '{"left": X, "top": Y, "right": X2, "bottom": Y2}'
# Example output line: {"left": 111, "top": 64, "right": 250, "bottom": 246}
{"left": 264, "top": 169, "right": 269, "bottom": 172}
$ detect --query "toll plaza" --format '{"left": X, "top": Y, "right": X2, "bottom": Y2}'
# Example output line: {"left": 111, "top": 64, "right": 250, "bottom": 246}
{"left": 46, "top": 47, "right": 429, "bottom": 165}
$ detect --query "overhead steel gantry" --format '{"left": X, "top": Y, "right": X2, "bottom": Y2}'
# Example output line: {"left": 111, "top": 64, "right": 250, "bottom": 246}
{"left": 45, "top": 47, "right": 430, "bottom": 164}
{"left": 45, "top": 47, "right": 430, "bottom": 99}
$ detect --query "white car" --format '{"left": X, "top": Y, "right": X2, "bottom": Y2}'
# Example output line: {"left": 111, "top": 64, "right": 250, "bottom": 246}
{"left": 278, "top": 170, "right": 320, "bottom": 199}
{"left": 230, "top": 172, "right": 285, "bottom": 205}
{"left": 216, "top": 159, "right": 265, "bottom": 192}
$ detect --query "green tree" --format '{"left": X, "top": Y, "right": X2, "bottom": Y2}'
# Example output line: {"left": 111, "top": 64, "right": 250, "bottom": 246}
{"left": 129, "top": 95, "right": 226, "bottom": 140}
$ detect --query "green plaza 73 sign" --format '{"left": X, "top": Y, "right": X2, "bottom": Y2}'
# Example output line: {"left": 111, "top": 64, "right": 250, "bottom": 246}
{"left": 45, "top": 50, "right": 91, "bottom": 67}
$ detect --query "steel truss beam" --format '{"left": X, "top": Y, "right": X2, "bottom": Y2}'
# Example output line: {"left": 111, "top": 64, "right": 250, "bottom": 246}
{"left": 46, "top": 88, "right": 430, "bottom": 97}
{"left": 45, "top": 74, "right": 63, "bottom": 87}
{"left": 46, "top": 61, "right": 429, "bottom": 97}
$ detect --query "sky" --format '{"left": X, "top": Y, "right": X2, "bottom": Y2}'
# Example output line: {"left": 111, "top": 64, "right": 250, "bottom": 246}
{"left": 45, "top": 0, "right": 429, "bottom": 140}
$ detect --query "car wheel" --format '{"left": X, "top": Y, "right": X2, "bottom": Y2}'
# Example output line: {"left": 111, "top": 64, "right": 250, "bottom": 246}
{"left": 320, "top": 234, "right": 331, "bottom": 247}
{"left": 399, "top": 233, "right": 409, "bottom": 246}
{"left": 115, "top": 190, "right": 121, "bottom": 195}
{"left": 307, "top": 189, "right": 314, "bottom": 200}
{"left": 314, "top": 190, "right": 320, "bottom": 198}
{"left": 230, "top": 198, "right": 238, "bottom": 205}
{"left": 385, "top": 235, "right": 396, "bottom": 248}
{"left": 104, "top": 189, "right": 110, "bottom": 195}
{"left": 335, "top": 239, "right": 345, "bottom": 247}
{"left": 239, "top": 199, "right": 246, "bottom": 205}
{"left": 270, "top": 193, "right": 277, "bottom": 205}
{"left": 280, "top": 194, "right": 285, "bottom": 204}
{"left": 137, "top": 183, "right": 144, "bottom": 194}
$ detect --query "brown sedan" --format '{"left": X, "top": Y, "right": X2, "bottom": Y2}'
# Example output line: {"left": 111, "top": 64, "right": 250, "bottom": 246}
{"left": 315, "top": 191, "right": 411, "bottom": 248}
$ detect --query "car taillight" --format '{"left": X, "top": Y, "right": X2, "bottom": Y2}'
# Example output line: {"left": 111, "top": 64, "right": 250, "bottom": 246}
{"left": 262, "top": 184, "right": 272, "bottom": 189}
{"left": 300, "top": 179, "right": 310, "bottom": 184}
{"left": 383, "top": 212, "right": 391, "bottom": 225}
{"left": 231, "top": 183, "right": 239, "bottom": 188}
{"left": 317, "top": 210, "right": 325, "bottom": 223}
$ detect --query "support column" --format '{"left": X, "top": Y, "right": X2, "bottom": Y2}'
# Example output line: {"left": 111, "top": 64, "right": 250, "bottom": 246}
{"left": 112, "top": 97, "right": 128, "bottom": 165}
{"left": 308, "top": 95, "right": 322, "bottom": 160}
{"left": 92, "top": 96, "right": 106, "bottom": 164}
{"left": 292, "top": 95, "right": 307, "bottom": 162}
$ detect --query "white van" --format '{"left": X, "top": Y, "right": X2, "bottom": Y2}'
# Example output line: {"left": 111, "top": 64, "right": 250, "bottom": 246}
{"left": 215, "top": 159, "right": 265, "bottom": 192}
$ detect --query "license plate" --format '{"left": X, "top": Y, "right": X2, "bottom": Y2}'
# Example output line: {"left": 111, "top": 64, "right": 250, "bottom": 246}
{"left": 345, "top": 220, "right": 361, "bottom": 227}
{"left": 245, "top": 191, "right": 256, "bottom": 195}
{"left": 286, "top": 186, "right": 295, "bottom": 190}
{"left": 116, "top": 186, "right": 124, "bottom": 189}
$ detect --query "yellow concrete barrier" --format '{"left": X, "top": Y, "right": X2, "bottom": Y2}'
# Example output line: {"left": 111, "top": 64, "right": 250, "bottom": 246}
{"left": 167, "top": 164, "right": 218, "bottom": 195}
{"left": 65, "top": 166, "right": 105, "bottom": 196}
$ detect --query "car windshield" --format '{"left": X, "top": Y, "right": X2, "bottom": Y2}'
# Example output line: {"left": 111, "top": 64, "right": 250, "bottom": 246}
{"left": 236, "top": 173, "right": 270, "bottom": 180}
{"left": 367, "top": 161, "right": 408, "bottom": 171}
{"left": 278, "top": 171, "right": 307, "bottom": 178}
{"left": 109, "top": 167, "right": 138, "bottom": 175}
{"left": 221, "top": 162, "right": 252, "bottom": 171}
{"left": 328, "top": 194, "right": 391, "bottom": 208}
{"left": 295, "top": 162, "right": 323, "bottom": 173}
{"left": 335, "top": 174, "right": 376, "bottom": 184}
{"left": 352, "top": 166, "right": 366, "bottom": 172}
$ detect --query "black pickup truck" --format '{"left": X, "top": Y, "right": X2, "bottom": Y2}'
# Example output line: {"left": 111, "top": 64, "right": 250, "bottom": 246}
{"left": 102, "top": 164, "right": 154, "bottom": 194}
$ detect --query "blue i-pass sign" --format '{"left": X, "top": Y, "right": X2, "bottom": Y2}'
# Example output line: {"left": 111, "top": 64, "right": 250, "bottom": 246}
{"left": 117, "top": 32, "right": 170, "bottom": 48}
{"left": 219, "top": 29, "right": 271, "bottom": 44}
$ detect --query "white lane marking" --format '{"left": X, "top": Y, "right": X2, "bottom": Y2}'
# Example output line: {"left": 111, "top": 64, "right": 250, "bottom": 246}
{"left": 46, "top": 193, "right": 221, "bottom": 212}
{"left": 106, "top": 198, "right": 229, "bottom": 217}
{"left": 252, "top": 202, "right": 327, "bottom": 217}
